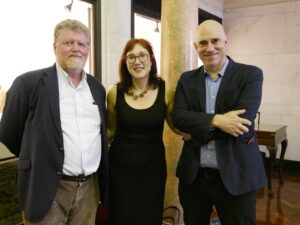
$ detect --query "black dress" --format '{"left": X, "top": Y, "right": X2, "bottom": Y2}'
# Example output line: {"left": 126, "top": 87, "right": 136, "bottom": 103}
{"left": 109, "top": 80, "right": 167, "bottom": 225}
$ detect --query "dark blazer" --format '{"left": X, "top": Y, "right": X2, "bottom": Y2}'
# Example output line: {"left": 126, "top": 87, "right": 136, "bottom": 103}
{"left": 172, "top": 57, "right": 267, "bottom": 195}
{"left": 0, "top": 64, "right": 109, "bottom": 223}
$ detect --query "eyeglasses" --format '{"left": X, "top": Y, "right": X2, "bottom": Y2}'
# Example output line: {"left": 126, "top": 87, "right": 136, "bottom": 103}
{"left": 125, "top": 53, "right": 149, "bottom": 64}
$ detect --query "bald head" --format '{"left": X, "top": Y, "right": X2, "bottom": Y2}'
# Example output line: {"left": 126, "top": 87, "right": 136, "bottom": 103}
{"left": 195, "top": 20, "right": 227, "bottom": 43}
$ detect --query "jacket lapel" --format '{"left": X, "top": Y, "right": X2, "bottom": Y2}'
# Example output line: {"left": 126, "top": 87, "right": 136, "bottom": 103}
{"left": 43, "top": 65, "right": 62, "bottom": 134}
{"left": 195, "top": 67, "right": 206, "bottom": 112}
{"left": 215, "top": 58, "right": 236, "bottom": 113}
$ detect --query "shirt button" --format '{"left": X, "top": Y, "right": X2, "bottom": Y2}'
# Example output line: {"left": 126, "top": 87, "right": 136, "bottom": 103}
{"left": 56, "top": 171, "right": 62, "bottom": 175}
{"left": 60, "top": 146, "right": 64, "bottom": 151}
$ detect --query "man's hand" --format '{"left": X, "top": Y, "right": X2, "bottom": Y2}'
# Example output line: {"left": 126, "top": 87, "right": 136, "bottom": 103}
{"left": 211, "top": 109, "right": 251, "bottom": 137}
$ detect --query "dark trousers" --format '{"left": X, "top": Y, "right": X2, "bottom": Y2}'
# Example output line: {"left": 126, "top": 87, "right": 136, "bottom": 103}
{"left": 179, "top": 168, "right": 256, "bottom": 225}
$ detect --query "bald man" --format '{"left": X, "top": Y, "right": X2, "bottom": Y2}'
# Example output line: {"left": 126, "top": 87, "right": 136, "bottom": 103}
{"left": 172, "top": 20, "right": 267, "bottom": 225}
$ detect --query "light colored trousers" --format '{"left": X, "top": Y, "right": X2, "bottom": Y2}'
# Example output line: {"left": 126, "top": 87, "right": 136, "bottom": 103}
{"left": 23, "top": 175, "right": 100, "bottom": 225}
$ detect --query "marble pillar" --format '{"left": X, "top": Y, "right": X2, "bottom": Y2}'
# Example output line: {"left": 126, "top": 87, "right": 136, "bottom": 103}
{"left": 161, "top": 0, "right": 198, "bottom": 224}
{"left": 0, "top": 87, "right": 5, "bottom": 113}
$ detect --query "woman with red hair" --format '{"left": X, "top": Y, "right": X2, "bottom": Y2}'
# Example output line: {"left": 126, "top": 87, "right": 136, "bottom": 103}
{"left": 107, "top": 38, "right": 178, "bottom": 225}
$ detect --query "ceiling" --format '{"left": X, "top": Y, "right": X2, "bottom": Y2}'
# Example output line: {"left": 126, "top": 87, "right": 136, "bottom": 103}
{"left": 223, "top": 0, "right": 295, "bottom": 9}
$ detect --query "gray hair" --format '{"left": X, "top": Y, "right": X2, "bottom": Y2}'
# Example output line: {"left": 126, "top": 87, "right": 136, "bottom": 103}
{"left": 54, "top": 19, "right": 91, "bottom": 45}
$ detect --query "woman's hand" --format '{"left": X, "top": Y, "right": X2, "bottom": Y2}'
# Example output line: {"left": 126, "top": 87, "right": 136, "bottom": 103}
{"left": 180, "top": 131, "right": 192, "bottom": 141}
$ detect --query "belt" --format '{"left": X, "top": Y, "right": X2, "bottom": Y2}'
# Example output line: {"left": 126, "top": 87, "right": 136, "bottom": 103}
{"left": 201, "top": 167, "right": 219, "bottom": 173}
{"left": 61, "top": 174, "right": 92, "bottom": 182}
{"left": 200, "top": 167, "right": 220, "bottom": 180}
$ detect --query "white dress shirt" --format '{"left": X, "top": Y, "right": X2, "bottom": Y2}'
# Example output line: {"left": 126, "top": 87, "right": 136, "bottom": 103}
{"left": 56, "top": 63, "right": 101, "bottom": 176}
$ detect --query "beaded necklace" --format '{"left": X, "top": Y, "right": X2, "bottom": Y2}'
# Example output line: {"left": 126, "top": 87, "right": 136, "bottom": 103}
{"left": 127, "top": 86, "right": 150, "bottom": 100}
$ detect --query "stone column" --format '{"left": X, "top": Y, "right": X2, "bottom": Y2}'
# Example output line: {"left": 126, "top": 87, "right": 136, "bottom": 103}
{"left": 161, "top": 0, "right": 198, "bottom": 224}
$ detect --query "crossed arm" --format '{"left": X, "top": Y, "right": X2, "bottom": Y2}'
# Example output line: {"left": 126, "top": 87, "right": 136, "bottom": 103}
{"left": 178, "top": 109, "right": 251, "bottom": 141}
{"left": 211, "top": 109, "right": 251, "bottom": 137}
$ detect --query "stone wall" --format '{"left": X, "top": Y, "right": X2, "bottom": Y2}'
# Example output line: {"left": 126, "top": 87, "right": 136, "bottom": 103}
{"left": 223, "top": 1, "right": 300, "bottom": 161}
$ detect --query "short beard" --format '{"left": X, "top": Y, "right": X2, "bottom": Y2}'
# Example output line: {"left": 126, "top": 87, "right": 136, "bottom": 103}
{"left": 66, "top": 59, "right": 86, "bottom": 71}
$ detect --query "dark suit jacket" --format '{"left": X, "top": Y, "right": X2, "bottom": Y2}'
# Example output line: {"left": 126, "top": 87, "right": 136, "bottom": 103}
{"left": 172, "top": 57, "right": 267, "bottom": 195}
{"left": 0, "top": 64, "right": 109, "bottom": 223}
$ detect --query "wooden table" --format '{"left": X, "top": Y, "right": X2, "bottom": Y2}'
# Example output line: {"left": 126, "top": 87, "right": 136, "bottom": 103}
{"left": 255, "top": 124, "right": 288, "bottom": 196}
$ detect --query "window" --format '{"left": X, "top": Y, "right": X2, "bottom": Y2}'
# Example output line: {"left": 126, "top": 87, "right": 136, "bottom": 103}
{"left": 0, "top": 0, "right": 93, "bottom": 91}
